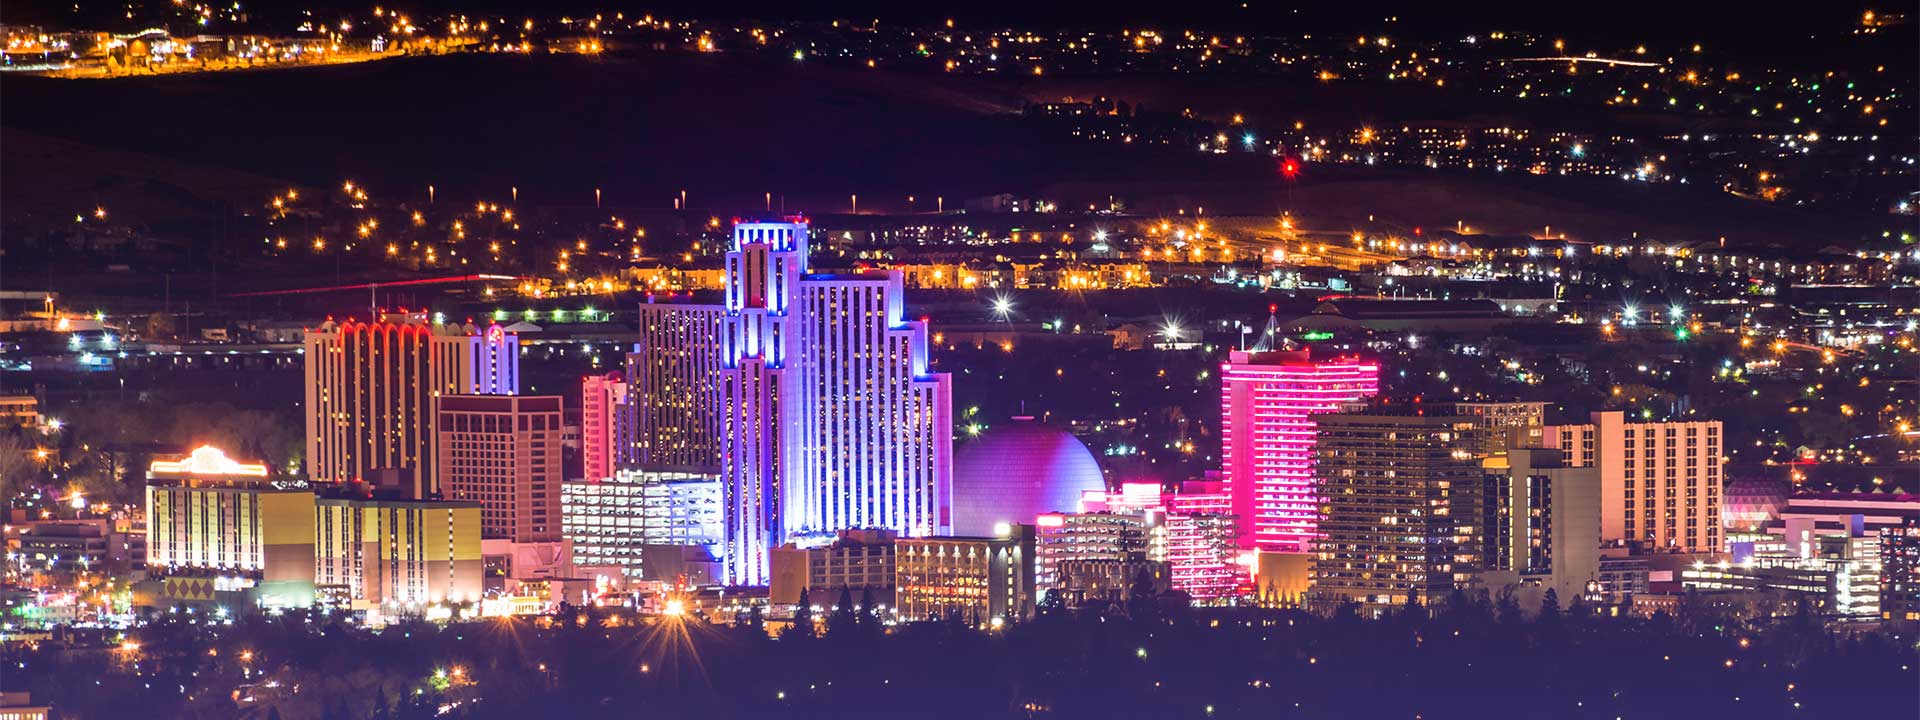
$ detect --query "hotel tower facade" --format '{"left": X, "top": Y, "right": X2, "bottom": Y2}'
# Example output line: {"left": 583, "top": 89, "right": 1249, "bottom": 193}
{"left": 303, "top": 315, "right": 518, "bottom": 497}
{"left": 632, "top": 220, "right": 952, "bottom": 585}
{"left": 1220, "top": 349, "right": 1380, "bottom": 553}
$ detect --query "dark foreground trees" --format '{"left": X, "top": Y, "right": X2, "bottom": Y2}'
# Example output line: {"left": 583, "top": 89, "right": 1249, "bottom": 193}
{"left": 4, "top": 603, "right": 1914, "bottom": 719}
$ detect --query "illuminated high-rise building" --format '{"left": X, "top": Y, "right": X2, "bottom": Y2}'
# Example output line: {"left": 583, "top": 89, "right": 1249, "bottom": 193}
{"left": 303, "top": 315, "right": 518, "bottom": 497}
{"left": 1220, "top": 348, "right": 1379, "bottom": 552}
{"left": 632, "top": 220, "right": 952, "bottom": 585}
{"left": 1481, "top": 447, "right": 1601, "bottom": 603}
{"left": 1544, "top": 411, "right": 1723, "bottom": 552}
{"left": 580, "top": 372, "right": 627, "bottom": 483}
{"left": 628, "top": 305, "right": 727, "bottom": 468}
{"left": 1455, "top": 401, "right": 1548, "bottom": 454}
{"left": 1311, "top": 401, "right": 1489, "bottom": 611}
{"left": 432, "top": 394, "right": 564, "bottom": 542}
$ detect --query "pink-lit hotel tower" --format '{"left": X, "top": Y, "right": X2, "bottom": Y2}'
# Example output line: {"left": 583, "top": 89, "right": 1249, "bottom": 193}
{"left": 633, "top": 219, "right": 953, "bottom": 585}
{"left": 1220, "top": 348, "right": 1379, "bottom": 552}
{"left": 579, "top": 372, "right": 627, "bottom": 483}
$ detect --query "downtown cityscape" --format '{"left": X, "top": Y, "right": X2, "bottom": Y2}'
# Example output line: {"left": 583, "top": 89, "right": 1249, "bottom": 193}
{"left": 0, "top": 0, "right": 1916, "bottom": 718}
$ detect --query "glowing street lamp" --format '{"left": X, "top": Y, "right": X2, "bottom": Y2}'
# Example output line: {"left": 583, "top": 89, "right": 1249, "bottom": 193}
{"left": 990, "top": 295, "right": 1014, "bottom": 320}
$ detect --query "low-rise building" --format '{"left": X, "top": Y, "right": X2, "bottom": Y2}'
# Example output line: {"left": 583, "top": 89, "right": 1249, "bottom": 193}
{"left": 1591, "top": 547, "right": 1650, "bottom": 606}
{"left": 144, "top": 446, "right": 314, "bottom": 608}
{"left": 1881, "top": 518, "right": 1920, "bottom": 623}
{"left": 895, "top": 525, "right": 1035, "bottom": 624}
{"left": 0, "top": 690, "right": 51, "bottom": 720}
{"left": 1163, "top": 481, "right": 1244, "bottom": 602}
{"left": 0, "top": 396, "right": 40, "bottom": 429}
{"left": 769, "top": 529, "right": 898, "bottom": 609}
{"left": 313, "top": 488, "right": 482, "bottom": 612}
{"left": 14, "top": 520, "right": 132, "bottom": 576}
{"left": 1686, "top": 531, "right": 1883, "bottom": 620}
{"left": 562, "top": 468, "right": 721, "bottom": 579}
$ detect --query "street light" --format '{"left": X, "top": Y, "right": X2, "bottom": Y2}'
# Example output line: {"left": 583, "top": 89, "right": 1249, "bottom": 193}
{"left": 1161, "top": 319, "right": 1184, "bottom": 342}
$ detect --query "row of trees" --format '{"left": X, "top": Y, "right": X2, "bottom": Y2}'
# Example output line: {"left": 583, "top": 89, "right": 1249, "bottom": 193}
{"left": 4, "top": 593, "right": 1912, "bottom": 720}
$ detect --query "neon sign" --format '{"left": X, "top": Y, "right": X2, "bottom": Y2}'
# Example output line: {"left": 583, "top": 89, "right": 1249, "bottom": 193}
{"left": 149, "top": 446, "right": 268, "bottom": 477}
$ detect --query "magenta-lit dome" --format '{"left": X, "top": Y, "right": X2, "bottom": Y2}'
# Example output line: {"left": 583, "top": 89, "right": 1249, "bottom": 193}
{"left": 950, "top": 417, "right": 1107, "bottom": 536}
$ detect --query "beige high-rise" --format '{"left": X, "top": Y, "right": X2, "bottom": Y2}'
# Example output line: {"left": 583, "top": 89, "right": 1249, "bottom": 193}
{"left": 302, "top": 315, "right": 517, "bottom": 496}
{"left": 1545, "top": 411, "right": 1723, "bottom": 553}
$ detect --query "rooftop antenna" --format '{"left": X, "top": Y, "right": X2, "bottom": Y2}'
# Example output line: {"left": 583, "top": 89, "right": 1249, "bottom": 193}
{"left": 1249, "top": 305, "right": 1284, "bottom": 352}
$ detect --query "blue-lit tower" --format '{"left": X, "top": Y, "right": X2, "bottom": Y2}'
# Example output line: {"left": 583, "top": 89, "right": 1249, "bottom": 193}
{"left": 648, "top": 219, "right": 951, "bottom": 585}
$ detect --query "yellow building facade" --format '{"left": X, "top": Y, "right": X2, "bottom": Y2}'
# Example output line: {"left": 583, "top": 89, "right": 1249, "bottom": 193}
{"left": 144, "top": 446, "right": 316, "bottom": 607}
{"left": 314, "top": 496, "right": 483, "bottom": 610}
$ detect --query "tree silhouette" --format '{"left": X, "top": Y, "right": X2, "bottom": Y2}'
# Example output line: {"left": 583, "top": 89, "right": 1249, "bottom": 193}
{"left": 786, "top": 589, "right": 816, "bottom": 640}
{"left": 1495, "top": 587, "right": 1523, "bottom": 625}
{"left": 1126, "top": 567, "right": 1160, "bottom": 621}
{"left": 1565, "top": 588, "right": 1591, "bottom": 622}
{"left": 829, "top": 587, "right": 858, "bottom": 635}
{"left": 1039, "top": 588, "right": 1067, "bottom": 616}
{"left": 370, "top": 683, "right": 392, "bottom": 720}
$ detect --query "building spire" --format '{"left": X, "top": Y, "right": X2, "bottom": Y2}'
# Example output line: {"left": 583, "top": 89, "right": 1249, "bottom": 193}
{"left": 1247, "top": 308, "right": 1290, "bottom": 352}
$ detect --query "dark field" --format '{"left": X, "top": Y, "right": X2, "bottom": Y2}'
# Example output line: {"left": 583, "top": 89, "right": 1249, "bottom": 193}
{"left": 0, "top": 48, "right": 1893, "bottom": 278}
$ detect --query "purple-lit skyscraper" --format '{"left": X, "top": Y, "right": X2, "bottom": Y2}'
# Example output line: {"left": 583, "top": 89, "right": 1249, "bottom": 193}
{"left": 637, "top": 220, "right": 952, "bottom": 585}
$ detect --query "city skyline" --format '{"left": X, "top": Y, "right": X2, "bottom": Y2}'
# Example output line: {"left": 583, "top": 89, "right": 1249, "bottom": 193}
{"left": 0, "top": 2, "right": 1912, "bottom": 718}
